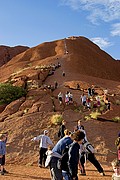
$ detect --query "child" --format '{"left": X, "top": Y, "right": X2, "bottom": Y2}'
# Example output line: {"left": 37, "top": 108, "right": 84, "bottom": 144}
{"left": 0, "top": 133, "right": 8, "bottom": 175}
{"left": 111, "top": 159, "right": 120, "bottom": 180}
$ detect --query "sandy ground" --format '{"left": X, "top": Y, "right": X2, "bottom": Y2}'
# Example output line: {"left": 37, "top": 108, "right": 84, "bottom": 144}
{"left": 0, "top": 162, "right": 113, "bottom": 180}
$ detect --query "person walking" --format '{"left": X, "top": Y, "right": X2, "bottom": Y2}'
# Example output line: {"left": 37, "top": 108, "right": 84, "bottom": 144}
{"left": 81, "top": 93, "right": 86, "bottom": 108}
{"left": 58, "top": 120, "right": 66, "bottom": 139}
{"left": 32, "top": 130, "right": 53, "bottom": 167}
{"left": 58, "top": 92, "right": 63, "bottom": 105}
{"left": 79, "top": 140, "right": 105, "bottom": 176}
{"left": 49, "top": 129, "right": 73, "bottom": 180}
{"left": 68, "top": 130, "right": 85, "bottom": 180}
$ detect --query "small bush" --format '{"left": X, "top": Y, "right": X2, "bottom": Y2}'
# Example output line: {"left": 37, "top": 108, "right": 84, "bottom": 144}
{"left": 112, "top": 116, "right": 120, "bottom": 122}
{"left": 115, "top": 100, "right": 120, "bottom": 105}
{"left": 84, "top": 115, "right": 91, "bottom": 121}
{"left": 0, "top": 83, "right": 26, "bottom": 104}
{"left": 50, "top": 114, "right": 63, "bottom": 125}
{"left": 90, "top": 111, "right": 101, "bottom": 119}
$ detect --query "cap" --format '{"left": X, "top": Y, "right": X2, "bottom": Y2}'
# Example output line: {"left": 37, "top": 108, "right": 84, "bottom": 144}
{"left": 44, "top": 130, "right": 48, "bottom": 134}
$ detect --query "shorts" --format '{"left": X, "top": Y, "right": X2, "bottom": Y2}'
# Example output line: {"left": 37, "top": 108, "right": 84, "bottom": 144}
{"left": 0, "top": 154, "right": 5, "bottom": 165}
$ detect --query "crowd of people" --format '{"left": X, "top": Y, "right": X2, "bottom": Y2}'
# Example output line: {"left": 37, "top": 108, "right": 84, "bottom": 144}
{"left": 30, "top": 119, "right": 120, "bottom": 180}
{"left": 0, "top": 121, "right": 120, "bottom": 179}
{"left": 27, "top": 119, "right": 116, "bottom": 180}
{"left": 58, "top": 91, "right": 73, "bottom": 106}
{"left": 57, "top": 86, "right": 111, "bottom": 113}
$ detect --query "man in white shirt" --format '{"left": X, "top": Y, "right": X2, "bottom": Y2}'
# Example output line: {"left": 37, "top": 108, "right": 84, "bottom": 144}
{"left": 32, "top": 130, "right": 53, "bottom": 167}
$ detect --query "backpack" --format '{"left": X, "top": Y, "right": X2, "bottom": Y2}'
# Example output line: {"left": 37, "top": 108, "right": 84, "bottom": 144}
{"left": 83, "top": 141, "right": 95, "bottom": 154}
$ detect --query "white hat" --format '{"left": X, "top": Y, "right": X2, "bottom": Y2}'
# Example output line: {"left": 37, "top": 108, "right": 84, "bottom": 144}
{"left": 44, "top": 130, "right": 48, "bottom": 134}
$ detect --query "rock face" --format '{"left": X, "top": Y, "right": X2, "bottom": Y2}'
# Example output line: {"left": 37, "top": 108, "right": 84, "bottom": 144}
{"left": 0, "top": 37, "right": 120, "bottom": 82}
{"left": 0, "top": 36, "right": 120, "bottom": 165}
{"left": 0, "top": 45, "right": 29, "bottom": 67}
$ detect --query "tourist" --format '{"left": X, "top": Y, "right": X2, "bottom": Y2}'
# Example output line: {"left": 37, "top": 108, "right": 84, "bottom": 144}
{"left": 49, "top": 129, "right": 73, "bottom": 180}
{"left": 79, "top": 140, "right": 105, "bottom": 176}
{"left": 0, "top": 133, "right": 8, "bottom": 175}
{"left": 81, "top": 93, "right": 86, "bottom": 108}
{"left": 111, "top": 158, "right": 120, "bottom": 180}
{"left": 65, "top": 91, "right": 69, "bottom": 105}
{"left": 58, "top": 120, "right": 66, "bottom": 139}
{"left": 58, "top": 92, "right": 63, "bottom": 105}
{"left": 31, "top": 130, "right": 53, "bottom": 167}
{"left": 68, "top": 130, "right": 85, "bottom": 180}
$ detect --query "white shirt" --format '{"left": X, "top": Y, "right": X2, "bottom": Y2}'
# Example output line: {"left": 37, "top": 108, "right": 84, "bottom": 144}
{"left": 33, "top": 134, "right": 53, "bottom": 148}
{"left": 81, "top": 95, "right": 86, "bottom": 102}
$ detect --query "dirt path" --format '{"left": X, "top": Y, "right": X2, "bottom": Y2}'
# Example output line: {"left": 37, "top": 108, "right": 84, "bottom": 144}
{"left": 1, "top": 162, "right": 113, "bottom": 180}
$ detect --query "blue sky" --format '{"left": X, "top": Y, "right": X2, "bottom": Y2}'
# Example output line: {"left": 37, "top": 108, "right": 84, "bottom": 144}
{"left": 0, "top": 0, "right": 120, "bottom": 59}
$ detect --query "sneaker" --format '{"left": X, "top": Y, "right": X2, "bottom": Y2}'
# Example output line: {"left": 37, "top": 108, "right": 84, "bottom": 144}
{"left": 0, "top": 171, "right": 4, "bottom": 175}
{"left": 100, "top": 172, "right": 105, "bottom": 176}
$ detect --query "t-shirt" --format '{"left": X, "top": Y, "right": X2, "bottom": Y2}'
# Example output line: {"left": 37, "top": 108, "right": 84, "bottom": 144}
{"left": 33, "top": 135, "right": 53, "bottom": 148}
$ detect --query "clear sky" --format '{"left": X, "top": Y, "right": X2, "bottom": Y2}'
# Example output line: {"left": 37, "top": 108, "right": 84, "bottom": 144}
{"left": 0, "top": 0, "right": 120, "bottom": 59}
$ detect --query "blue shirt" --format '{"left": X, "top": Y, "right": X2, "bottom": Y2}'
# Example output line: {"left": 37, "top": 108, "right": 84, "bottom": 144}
{"left": 0, "top": 140, "right": 6, "bottom": 155}
{"left": 52, "top": 136, "right": 73, "bottom": 155}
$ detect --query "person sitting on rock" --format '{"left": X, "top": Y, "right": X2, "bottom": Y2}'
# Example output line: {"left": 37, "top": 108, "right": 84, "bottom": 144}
{"left": 77, "top": 83, "right": 80, "bottom": 90}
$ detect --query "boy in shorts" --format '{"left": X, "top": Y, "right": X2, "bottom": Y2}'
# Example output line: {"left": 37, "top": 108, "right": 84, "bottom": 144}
{"left": 0, "top": 133, "right": 8, "bottom": 175}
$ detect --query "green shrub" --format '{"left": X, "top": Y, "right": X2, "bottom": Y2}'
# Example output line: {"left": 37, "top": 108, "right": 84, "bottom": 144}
{"left": 90, "top": 111, "right": 101, "bottom": 119}
{"left": 99, "top": 106, "right": 106, "bottom": 113}
{"left": 115, "top": 100, "right": 120, "bottom": 105}
{"left": 84, "top": 115, "right": 91, "bottom": 121}
{"left": 50, "top": 114, "right": 63, "bottom": 125}
{"left": 0, "top": 83, "right": 26, "bottom": 104}
{"left": 112, "top": 116, "right": 120, "bottom": 122}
